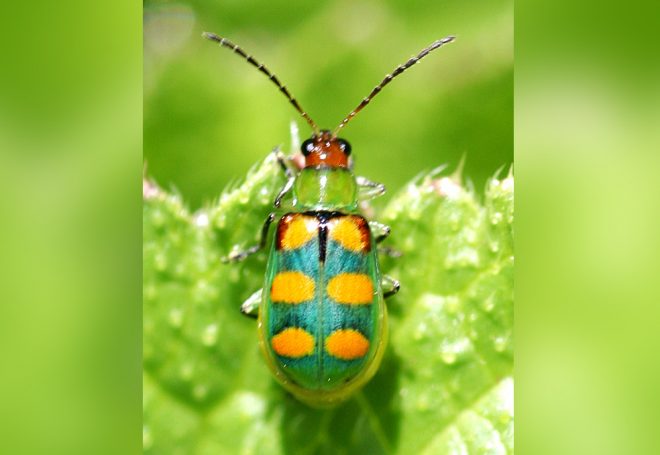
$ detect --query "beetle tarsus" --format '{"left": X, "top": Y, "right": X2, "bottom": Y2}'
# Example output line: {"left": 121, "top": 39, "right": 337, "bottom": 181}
{"left": 274, "top": 176, "right": 296, "bottom": 208}
{"left": 357, "top": 176, "right": 386, "bottom": 201}
{"left": 240, "top": 289, "right": 262, "bottom": 319}
{"left": 382, "top": 275, "right": 401, "bottom": 299}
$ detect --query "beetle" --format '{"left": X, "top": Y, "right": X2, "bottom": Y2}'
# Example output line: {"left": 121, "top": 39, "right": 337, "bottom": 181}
{"left": 204, "top": 32, "right": 454, "bottom": 407}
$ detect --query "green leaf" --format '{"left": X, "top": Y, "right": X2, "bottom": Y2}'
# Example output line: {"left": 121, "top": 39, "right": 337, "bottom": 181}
{"left": 143, "top": 153, "right": 513, "bottom": 454}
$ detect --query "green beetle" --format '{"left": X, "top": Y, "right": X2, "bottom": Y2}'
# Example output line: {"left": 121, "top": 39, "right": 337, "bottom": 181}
{"left": 204, "top": 32, "right": 454, "bottom": 407}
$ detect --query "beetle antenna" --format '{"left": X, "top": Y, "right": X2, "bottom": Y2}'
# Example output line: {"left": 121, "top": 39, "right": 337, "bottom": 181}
{"left": 203, "top": 32, "right": 320, "bottom": 135}
{"left": 333, "top": 36, "right": 455, "bottom": 136}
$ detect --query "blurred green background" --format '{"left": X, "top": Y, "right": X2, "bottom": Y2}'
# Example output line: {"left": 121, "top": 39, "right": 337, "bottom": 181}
{"left": 2, "top": 0, "right": 660, "bottom": 453}
{"left": 144, "top": 0, "right": 513, "bottom": 209}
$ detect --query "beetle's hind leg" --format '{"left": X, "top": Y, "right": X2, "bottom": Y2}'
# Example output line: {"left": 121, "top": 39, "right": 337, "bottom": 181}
{"left": 381, "top": 275, "right": 400, "bottom": 299}
{"left": 240, "top": 289, "right": 262, "bottom": 319}
{"left": 222, "top": 212, "right": 276, "bottom": 263}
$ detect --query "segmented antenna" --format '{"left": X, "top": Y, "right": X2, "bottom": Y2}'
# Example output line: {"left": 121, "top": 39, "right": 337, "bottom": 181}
{"left": 333, "top": 36, "right": 455, "bottom": 136}
{"left": 203, "top": 32, "right": 319, "bottom": 134}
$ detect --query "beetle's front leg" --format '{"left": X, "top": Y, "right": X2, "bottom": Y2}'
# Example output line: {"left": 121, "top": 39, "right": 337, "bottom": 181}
{"left": 381, "top": 275, "right": 400, "bottom": 299}
{"left": 274, "top": 148, "right": 297, "bottom": 208}
{"left": 222, "top": 213, "right": 276, "bottom": 263}
{"left": 274, "top": 176, "right": 295, "bottom": 208}
{"left": 240, "top": 289, "right": 262, "bottom": 319}
{"left": 356, "top": 176, "right": 386, "bottom": 201}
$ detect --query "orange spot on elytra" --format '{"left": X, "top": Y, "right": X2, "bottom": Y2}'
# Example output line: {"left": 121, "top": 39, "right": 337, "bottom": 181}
{"left": 272, "top": 327, "right": 315, "bottom": 358}
{"left": 325, "top": 329, "right": 370, "bottom": 360}
{"left": 327, "top": 273, "right": 373, "bottom": 304}
{"left": 271, "top": 271, "right": 315, "bottom": 303}
{"left": 281, "top": 216, "right": 317, "bottom": 250}
{"left": 329, "top": 217, "right": 370, "bottom": 252}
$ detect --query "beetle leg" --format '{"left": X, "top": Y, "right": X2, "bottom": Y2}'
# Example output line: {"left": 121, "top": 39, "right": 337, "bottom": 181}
{"left": 381, "top": 275, "right": 400, "bottom": 299}
{"left": 370, "top": 221, "right": 402, "bottom": 257}
{"left": 222, "top": 213, "right": 276, "bottom": 263}
{"left": 274, "top": 148, "right": 297, "bottom": 208}
{"left": 378, "top": 246, "right": 403, "bottom": 258}
{"left": 240, "top": 289, "right": 262, "bottom": 319}
{"left": 274, "top": 175, "right": 295, "bottom": 208}
{"left": 369, "top": 221, "right": 391, "bottom": 244}
{"left": 356, "top": 176, "right": 386, "bottom": 201}
{"left": 275, "top": 147, "right": 297, "bottom": 178}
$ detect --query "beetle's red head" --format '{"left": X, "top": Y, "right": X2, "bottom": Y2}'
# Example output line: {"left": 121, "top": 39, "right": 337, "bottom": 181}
{"left": 301, "top": 130, "right": 352, "bottom": 168}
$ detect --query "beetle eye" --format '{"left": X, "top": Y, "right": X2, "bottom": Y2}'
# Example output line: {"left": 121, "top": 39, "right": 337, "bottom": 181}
{"left": 301, "top": 138, "right": 315, "bottom": 156}
{"left": 338, "top": 139, "right": 352, "bottom": 156}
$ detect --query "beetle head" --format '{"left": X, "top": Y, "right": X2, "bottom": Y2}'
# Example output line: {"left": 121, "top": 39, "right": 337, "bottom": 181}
{"left": 300, "top": 130, "right": 351, "bottom": 168}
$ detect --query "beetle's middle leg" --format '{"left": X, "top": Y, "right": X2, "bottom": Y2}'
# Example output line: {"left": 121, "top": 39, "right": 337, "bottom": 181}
{"left": 369, "top": 221, "right": 390, "bottom": 244}
{"left": 372, "top": 221, "right": 401, "bottom": 296}
{"left": 369, "top": 221, "right": 402, "bottom": 257}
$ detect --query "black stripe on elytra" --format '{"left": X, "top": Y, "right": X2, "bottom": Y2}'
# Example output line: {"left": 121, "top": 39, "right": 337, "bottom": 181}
{"left": 318, "top": 221, "right": 328, "bottom": 263}
{"left": 304, "top": 211, "right": 344, "bottom": 263}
